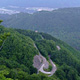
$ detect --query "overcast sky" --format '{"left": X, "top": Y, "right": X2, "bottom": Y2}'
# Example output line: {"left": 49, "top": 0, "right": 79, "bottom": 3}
{"left": 0, "top": 0, "right": 80, "bottom": 8}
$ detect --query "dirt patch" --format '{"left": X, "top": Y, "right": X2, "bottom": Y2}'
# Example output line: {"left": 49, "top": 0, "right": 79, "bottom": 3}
{"left": 33, "top": 54, "right": 49, "bottom": 70}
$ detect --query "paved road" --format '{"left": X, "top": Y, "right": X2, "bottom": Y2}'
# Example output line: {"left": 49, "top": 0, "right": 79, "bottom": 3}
{"left": 34, "top": 43, "right": 57, "bottom": 76}
{"left": 33, "top": 34, "right": 57, "bottom": 76}
{"left": 48, "top": 59, "right": 57, "bottom": 76}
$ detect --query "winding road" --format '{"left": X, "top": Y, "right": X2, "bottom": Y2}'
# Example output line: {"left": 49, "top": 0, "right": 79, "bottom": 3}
{"left": 33, "top": 35, "right": 57, "bottom": 76}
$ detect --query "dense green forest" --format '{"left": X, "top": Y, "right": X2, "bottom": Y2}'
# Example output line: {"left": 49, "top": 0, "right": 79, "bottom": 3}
{"left": 0, "top": 23, "right": 80, "bottom": 80}
{"left": 1, "top": 7, "right": 80, "bottom": 51}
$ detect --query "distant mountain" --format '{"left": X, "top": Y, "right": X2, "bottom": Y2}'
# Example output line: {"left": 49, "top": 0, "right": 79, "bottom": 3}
{"left": 0, "top": 6, "right": 56, "bottom": 14}
{"left": 1, "top": 7, "right": 80, "bottom": 51}
{"left": 0, "top": 7, "right": 20, "bottom": 15}
{"left": 0, "top": 24, "right": 80, "bottom": 80}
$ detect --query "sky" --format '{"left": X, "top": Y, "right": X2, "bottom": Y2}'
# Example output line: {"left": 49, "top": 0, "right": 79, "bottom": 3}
{"left": 0, "top": 0, "right": 80, "bottom": 8}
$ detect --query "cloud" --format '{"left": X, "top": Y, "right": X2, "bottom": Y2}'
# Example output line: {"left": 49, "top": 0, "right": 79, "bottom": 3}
{"left": 0, "top": 8, "right": 20, "bottom": 15}
{"left": 26, "top": 7, "right": 58, "bottom": 11}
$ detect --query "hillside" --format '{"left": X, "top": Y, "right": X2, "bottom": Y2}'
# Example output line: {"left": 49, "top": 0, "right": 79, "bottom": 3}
{"left": 0, "top": 24, "right": 80, "bottom": 80}
{"left": 1, "top": 7, "right": 80, "bottom": 51}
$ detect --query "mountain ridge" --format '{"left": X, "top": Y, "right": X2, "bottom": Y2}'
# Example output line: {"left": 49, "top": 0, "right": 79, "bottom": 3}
{"left": 0, "top": 24, "right": 80, "bottom": 80}
{"left": 1, "top": 7, "right": 80, "bottom": 51}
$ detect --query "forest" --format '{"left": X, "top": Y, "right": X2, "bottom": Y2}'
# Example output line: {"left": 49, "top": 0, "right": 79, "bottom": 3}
{"left": 0, "top": 14, "right": 80, "bottom": 80}
{"left": 0, "top": 21, "right": 80, "bottom": 80}
{"left": 1, "top": 7, "right": 80, "bottom": 51}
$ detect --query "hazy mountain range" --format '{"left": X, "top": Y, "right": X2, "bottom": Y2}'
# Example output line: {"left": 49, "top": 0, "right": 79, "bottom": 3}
{"left": 0, "top": 0, "right": 80, "bottom": 80}
{"left": 0, "top": 0, "right": 80, "bottom": 14}
{"left": 0, "top": 6, "right": 58, "bottom": 14}
{"left": 1, "top": 7, "right": 80, "bottom": 51}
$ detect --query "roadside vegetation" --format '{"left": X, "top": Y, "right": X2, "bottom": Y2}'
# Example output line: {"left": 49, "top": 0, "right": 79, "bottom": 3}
{"left": 0, "top": 22, "right": 80, "bottom": 80}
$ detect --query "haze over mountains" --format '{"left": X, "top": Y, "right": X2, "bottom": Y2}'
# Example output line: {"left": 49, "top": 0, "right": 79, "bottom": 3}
{"left": 0, "top": 1, "right": 80, "bottom": 51}
{"left": 0, "top": 0, "right": 80, "bottom": 80}
{"left": 0, "top": 0, "right": 80, "bottom": 14}
{"left": 1, "top": 7, "right": 80, "bottom": 51}
{"left": 0, "top": 6, "right": 57, "bottom": 14}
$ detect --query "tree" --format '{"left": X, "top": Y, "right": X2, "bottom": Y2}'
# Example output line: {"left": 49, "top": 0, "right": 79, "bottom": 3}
{"left": 0, "top": 20, "right": 3, "bottom": 24}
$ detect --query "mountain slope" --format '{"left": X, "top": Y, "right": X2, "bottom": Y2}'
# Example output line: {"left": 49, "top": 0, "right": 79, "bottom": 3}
{"left": 1, "top": 7, "right": 80, "bottom": 51}
{"left": 16, "top": 29, "right": 80, "bottom": 80}
{"left": 0, "top": 25, "right": 80, "bottom": 80}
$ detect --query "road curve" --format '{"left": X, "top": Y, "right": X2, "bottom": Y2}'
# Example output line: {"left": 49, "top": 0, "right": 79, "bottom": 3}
{"left": 48, "top": 59, "right": 57, "bottom": 76}
{"left": 39, "top": 64, "right": 51, "bottom": 74}
{"left": 33, "top": 43, "right": 57, "bottom": 76}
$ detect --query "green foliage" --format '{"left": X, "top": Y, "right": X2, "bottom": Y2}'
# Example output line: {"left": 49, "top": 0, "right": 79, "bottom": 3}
{"left": 0, "top": 26, "right": 38, "bottom": 75}
{"left": 16, "top": 29, "right": 80, "bottom": 80}
{"left": 0, "top": 20, "right": 3, "bottom": 24}
{"left": 36, "top": 39, "right": 56, "bottom": 59}
{"left": 1, "top": 7, "right": 80, "bottom": 51}
{"left": 15, "top": 29, "right": 42, "bottom": 41}
{"left": 0, "top": 25, "right": 80, "bottom": 80}
{"left": 0, "top": 32, "right": 10, "bottom": 47}
{"left": 56, "top": 64, "right": 79, "bottom": 80}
